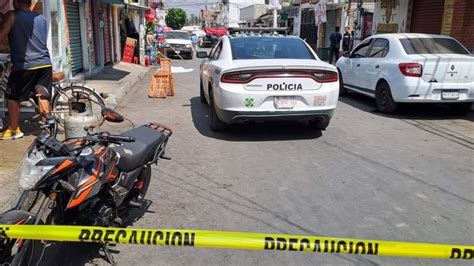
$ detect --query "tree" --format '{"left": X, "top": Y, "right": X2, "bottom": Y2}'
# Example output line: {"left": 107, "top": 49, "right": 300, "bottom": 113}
{"left": 165, "top": 8, "right": 187, "bottom": 30}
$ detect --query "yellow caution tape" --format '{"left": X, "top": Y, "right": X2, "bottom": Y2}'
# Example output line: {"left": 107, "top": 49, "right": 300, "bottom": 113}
{"left": 0, "top": 225, "right": 473, "bottom": 260}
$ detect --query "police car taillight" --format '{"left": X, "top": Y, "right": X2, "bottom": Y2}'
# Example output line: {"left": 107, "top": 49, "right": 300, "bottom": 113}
{"left": 221, "top": 72, "right": 254, "bottom": 84}
{"left": 312, "top": 70, "right": 338, "bottom": 83}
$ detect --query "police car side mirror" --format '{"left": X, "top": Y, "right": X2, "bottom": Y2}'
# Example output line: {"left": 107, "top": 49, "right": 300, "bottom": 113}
{"left": 343, "top": 51, "right": 350, "bottom": 57}
{"left": 197, "top": 51, "right": 208, "bottom": 58}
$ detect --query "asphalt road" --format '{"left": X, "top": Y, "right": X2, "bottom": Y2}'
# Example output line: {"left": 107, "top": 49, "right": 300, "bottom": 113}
{"left": 41, "top": 56, "right": 473, "bottom": 265}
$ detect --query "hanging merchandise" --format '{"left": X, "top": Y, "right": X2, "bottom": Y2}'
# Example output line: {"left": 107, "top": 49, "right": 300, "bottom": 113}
{"left": 145, "top": 9, "right": 155, "bottom": 22}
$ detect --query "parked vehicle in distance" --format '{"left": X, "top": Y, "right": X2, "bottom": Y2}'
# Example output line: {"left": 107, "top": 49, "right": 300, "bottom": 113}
{"left": 164, "top": 30, "right": 193, "bottom": 59}
{"left": 197, "top": 33, "right": 339, "bottom": 131}
{"left": 336, "top": 33, "right": 474, "bottom": 114}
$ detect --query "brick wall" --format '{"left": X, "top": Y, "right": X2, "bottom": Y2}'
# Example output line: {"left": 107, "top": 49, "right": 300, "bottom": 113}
{"left": 450, "top": 0, "right": 474, "bottom": 52}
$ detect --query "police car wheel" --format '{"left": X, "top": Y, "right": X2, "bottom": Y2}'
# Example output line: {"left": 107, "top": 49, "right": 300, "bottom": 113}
{"left": 200, "top": 78, "right": 206, "bottom": 104}
{"left": 209, "top": 90, "right": 226, "bottom": 131}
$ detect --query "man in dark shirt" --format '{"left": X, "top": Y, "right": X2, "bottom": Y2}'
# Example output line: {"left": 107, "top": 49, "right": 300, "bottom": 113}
{"left": 329, "top": 26, "right": 342, "bottom": 64}
{"left": 0, "top": 0, "right": 52, "bottom": 140}
{"left": 342, "top": 26, "right": 352, "bottom": 53}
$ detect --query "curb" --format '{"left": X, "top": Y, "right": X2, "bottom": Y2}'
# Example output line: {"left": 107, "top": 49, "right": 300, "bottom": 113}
{"left": 102, "top": 68, "right": 151, "bottom": 110}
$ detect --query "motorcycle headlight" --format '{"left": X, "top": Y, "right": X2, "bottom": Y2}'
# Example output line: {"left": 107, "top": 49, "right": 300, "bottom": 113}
{"left": 18, "top": 150, "right": 52, "bottom": 190}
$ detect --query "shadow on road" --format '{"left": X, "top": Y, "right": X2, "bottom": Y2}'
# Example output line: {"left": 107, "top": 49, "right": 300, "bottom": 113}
{"left": 339, "top": 92, "right": 474, "bottom": 122}
{"left": 190, "top": 97, "right": 323, "bottom": 141}
{"left": 35, "top": 200, "right": 153, "bottom": 266}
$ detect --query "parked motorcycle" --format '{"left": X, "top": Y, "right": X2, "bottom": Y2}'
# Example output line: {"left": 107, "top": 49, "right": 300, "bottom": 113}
{"left": 0, "top": 108, "right": 172, "bottom": 265}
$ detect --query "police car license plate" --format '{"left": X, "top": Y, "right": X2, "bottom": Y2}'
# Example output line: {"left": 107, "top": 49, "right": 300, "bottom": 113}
{"left": 441, "top": 90, "right": 459, "bottom": 99}
{"left": 274, "top": 96, "right": 295, "bottom": 109}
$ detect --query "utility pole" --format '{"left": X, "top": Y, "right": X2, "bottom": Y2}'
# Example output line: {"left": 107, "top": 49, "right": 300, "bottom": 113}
{"left": 270, "top": 0, "right": 281, "bottom": 28}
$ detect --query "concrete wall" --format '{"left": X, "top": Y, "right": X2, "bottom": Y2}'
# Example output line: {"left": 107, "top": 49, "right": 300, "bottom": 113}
{"left": 372, "top": 0, "right": 410, "bottom": 35}
{"left": 450, "top": 0, "right": 474, "bottom": 52}
{"left": 240, "top": 4, "right": 267, "bottom": 21}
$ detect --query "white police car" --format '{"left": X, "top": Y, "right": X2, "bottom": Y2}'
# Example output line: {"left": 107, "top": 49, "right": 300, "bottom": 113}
{"left": 197, "top": 31, "right": 339, "bottom": 131}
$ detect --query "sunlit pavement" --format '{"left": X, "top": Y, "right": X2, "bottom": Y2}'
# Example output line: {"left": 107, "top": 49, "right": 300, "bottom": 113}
{"left": 33, "top": 55, "right": 474, "bottom": 265}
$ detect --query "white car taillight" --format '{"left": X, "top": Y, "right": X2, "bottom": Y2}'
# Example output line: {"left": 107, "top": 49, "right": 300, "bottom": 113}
{"left": 399, "top": 63, "right": 423, "bottom": 77}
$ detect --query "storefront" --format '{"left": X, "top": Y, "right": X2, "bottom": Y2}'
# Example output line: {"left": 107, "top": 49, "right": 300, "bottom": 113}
{"left": 372, "top": 0, "right": 473, "bottom": 52}
{"left": 66, "top": 1, "right": 84, "bottom": 75}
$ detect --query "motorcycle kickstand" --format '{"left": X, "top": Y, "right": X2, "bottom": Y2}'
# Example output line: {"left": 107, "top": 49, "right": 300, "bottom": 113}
{"left": 101, "top": 244, "right": 117, "bottom": 265}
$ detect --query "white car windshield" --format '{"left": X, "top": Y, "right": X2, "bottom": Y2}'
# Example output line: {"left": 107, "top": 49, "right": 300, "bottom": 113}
{"left": 165, "top": 32, "right": 190, "bottom": 40}
{"left": 400, "top": 38, "right": 470, "bottom": 55}
{"left": 230, "top": 37, "right": 315, "bottom": 60}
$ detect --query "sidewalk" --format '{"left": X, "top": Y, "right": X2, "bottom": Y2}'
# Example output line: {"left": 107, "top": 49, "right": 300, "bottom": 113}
{"left": 0, "top": 62, "right": 152, "bottom": 212}
{"left": 84, "top": 62, "right": 152, "bottom": 109}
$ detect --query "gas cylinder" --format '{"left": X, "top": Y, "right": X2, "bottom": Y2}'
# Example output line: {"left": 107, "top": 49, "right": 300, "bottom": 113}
{"left": 64, "top": 115, "right": 100, "bottom": 139}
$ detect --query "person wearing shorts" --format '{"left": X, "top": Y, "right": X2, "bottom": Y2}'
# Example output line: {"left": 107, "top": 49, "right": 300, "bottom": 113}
{"left": 0, "top": 0, "right": 52, "bottom": 140}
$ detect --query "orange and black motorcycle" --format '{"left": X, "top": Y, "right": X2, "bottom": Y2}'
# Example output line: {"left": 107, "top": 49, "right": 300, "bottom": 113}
{"left": 0, "top": 109, "right": 172, "bottom": 264}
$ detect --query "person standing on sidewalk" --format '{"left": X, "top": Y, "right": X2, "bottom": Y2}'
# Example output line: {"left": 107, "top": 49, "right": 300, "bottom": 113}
{"left": 0, "top": 0, "right": 52, "bottom": 140}
{"left": 328, "top": 26, "right": 342, "bottom": 64}
{"left": 342, "top": 26, "right": 352, "bottom": 53}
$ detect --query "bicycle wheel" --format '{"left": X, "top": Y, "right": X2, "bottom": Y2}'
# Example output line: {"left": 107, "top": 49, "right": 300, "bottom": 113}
{"left": 51, "top": 85, "right": 105, "bottom": 129}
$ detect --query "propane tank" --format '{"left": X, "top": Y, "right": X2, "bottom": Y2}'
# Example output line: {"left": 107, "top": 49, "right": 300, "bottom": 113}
{"left": 64, "top": 115, "right": 100, "bottom": 139}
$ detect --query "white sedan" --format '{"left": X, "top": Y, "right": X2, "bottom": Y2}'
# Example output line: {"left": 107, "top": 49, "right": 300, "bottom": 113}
{"left": 336, "top": 33, "right": 474, "bottom": 114}
{"left": 197, "top": 34, "right": 339, "bottom": 131}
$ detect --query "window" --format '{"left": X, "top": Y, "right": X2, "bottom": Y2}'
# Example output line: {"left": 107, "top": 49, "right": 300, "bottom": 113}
{"left": 230, "top": 37, "right": 315, "bottom": 60}
{"left": 400, "top": 38, "right": 470, "bottom": 55}
{"left": 369, "top": 39, "right": 389, "bottom": 58}
{"left": 164, "top": 31, "right": 190, "bottom": 40}
{"left": 351, "top": 39, "right": 373, "bottom": 58}
{"left": 209, "top": 41, "right": 222, "bottom": 60}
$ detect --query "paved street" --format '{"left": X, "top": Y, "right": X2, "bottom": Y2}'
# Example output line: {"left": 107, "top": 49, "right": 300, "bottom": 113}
{"left": 13, "top": 57, "right": 474, "bottom": 265}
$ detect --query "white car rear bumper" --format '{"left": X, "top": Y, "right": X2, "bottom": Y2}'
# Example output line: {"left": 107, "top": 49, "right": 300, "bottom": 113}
{"left": 391, "top": 78, "right": 474, "bottom": 103}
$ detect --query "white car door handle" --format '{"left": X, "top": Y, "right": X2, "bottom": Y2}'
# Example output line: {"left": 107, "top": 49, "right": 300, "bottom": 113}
{"left": 375, "top": 65, "right": 380, "bottom": 69}
{"left": 356, "top": 64, "right": 360, "bottom": 67}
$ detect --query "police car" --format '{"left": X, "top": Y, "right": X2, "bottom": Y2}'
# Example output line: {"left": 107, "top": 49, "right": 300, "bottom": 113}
{"left": 197, "top": 29, "right": 340, "bottom": 131}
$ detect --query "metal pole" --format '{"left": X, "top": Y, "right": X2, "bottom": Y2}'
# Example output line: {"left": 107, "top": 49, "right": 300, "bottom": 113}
{"left": 273, "top": 9, "right": 277, "bottom": 28}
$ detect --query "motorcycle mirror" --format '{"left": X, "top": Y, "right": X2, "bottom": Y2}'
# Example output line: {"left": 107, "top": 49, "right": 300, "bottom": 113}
{"left": 101, "top": 108, "right": 125, "bottom": 123}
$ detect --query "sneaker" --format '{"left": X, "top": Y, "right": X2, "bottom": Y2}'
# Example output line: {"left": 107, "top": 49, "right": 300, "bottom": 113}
{"left": 0, "top": 127, "right": 24, "bottom": 140}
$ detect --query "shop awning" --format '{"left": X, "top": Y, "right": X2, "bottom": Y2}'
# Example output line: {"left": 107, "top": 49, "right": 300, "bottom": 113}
{"left": 126, "top": 3, "right": 150, "bottom": 10}
{"left": 101, "top": 0, "right": 123, "bottom": 4}
{"left": 204, "top": 27, "right": 228, "bottom": 36}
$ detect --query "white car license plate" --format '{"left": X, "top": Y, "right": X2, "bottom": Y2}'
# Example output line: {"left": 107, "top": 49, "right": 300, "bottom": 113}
{"left": 274, "top": 96, "right": 295, "bottom": 109}
{"left": 175, "top": 50, "right": 181, "bottom": 54}
{"left": 442, "top": 90, "right": 459, "bottom": 99}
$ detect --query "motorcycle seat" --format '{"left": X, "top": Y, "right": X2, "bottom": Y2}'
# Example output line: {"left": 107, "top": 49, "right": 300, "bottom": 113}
{"left": 111, "top": 126, "right": 166, "bottom": 172}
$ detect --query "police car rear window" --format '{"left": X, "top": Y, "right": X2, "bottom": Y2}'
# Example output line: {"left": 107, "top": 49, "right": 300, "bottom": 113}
{"left": 400, "top": 38, "right": 470, "bottom": 55}
{"left": 230, "top": 37, "right": 315, "bottom": 60}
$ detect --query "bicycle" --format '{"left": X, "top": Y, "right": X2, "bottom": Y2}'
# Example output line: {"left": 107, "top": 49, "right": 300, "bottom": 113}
{"left": 49, "top": 71, "right": 105, "bottom": 132}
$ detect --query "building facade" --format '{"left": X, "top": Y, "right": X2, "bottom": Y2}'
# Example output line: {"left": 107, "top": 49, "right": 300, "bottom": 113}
{"left": 372, "top": 0, "right": 473, "bottom": 52}
{"left": 1, "top": 0, "right": 149, "bottom": 78}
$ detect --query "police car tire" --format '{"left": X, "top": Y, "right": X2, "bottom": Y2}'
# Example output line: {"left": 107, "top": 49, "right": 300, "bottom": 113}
{"left": 200, "top": 79, "right": 206, "bottom": 103}
{"left": 375, "top": 81, "right": 398, "bottom": 114}
{"left": 338, "top": 69, "right": 348, "bottom": 96}
{"left": 209, "top": 91, "right": 226, "bottom": 131}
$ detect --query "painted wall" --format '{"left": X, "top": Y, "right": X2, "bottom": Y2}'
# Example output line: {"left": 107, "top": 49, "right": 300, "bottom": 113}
{"left": 372, "top": 0, "right": 410, "bottom": 35}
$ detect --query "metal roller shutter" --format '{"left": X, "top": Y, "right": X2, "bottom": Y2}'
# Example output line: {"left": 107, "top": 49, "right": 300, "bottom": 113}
{"left": 410, "top": 0, "right": 444, "bottom": 34}
{"left": 324, "top": 9, "right": 337, "bottom": 48}
{"left": 102, "top": 4, "right": 112, "bottom": 64}
{"left": 66, "top": 3, "right": 83, "bottom": 75}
